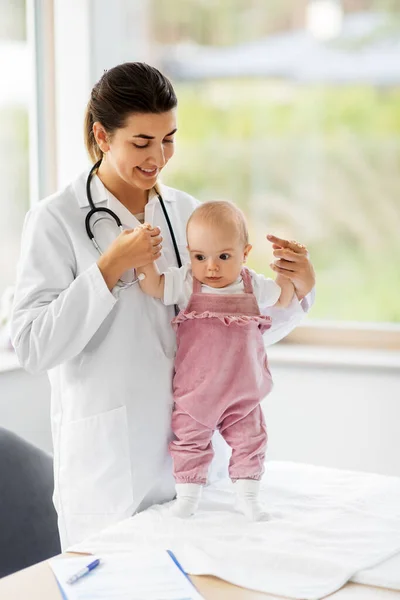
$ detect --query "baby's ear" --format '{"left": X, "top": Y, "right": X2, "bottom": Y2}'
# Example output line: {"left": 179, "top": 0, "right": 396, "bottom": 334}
{"left": 243, "top": 244, "right": 252, "bottom": 262}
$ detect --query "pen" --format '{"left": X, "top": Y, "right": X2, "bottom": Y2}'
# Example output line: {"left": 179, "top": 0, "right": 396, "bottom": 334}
{"left": 66, "top": 558, "right": 101, "bottom": 585}
{"left": 167, "top": 551, "right": 194, "bottom": 587}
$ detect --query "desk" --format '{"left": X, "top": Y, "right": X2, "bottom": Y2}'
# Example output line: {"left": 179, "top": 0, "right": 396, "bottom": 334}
{"left": 0, "top": 554, "right": 400, "bottom": 600}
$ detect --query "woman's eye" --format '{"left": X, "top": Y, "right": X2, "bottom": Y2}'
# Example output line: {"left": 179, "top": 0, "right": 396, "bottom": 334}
{"left": 163, "top": 138, "right": 174, "bottom": 144}
{"left": 132, "top": 143, "right": 149, "bottom": 149}
{"left": 220, "top": 254, "right": 230, "bottom": 260}
{"left": 195, "top": 254, "right": 205, "bottom": 261}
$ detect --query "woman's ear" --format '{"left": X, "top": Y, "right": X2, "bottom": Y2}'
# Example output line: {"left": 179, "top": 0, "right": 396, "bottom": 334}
{"left": 243, "top": 244, "right": 252, "bottom": 262}
{"left": 93, "top": 122, "right": 110, "bottom": 153}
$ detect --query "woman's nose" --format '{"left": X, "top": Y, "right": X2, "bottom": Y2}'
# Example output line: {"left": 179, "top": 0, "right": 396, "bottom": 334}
{"left": 151, "top": 145, "right": 166, "bottom": 168}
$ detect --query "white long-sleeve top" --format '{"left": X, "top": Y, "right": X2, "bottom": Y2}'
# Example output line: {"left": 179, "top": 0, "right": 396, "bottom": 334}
{"left": 163, "top": 264, "right": 282, "bottom": 311}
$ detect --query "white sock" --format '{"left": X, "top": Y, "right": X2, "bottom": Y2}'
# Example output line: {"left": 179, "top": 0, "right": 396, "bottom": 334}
{"left": 170, "top": 483, "right": 202, "bottom": 518}
{"left": 234, "top": 479, "right": 270, "bottom": 522}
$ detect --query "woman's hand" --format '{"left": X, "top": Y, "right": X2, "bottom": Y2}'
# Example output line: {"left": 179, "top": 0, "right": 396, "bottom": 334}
{"left": 98, "top": 224, "right": 163, "bottom": 291}
{"left": 267, "top": 234, "right": 315, "bottom": 301}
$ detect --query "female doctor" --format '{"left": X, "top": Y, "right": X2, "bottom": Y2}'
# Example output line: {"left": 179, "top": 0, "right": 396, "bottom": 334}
{"left": 11, "top": 62, "right": 315, "bottom": 550}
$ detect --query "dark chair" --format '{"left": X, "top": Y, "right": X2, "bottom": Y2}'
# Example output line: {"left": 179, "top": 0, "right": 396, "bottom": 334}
{"left": 0, "top": 427, "right": 61, "bottom": 578}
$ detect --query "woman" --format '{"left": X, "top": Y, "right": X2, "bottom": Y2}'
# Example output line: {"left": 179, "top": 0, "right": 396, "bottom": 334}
{"left": 11, "top": 63, "right": 315, "bottom": 549}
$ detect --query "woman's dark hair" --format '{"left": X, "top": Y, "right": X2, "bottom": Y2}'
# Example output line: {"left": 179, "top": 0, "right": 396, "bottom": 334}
{"left": 84, "top": 62, "right": 177, "bottom": 162}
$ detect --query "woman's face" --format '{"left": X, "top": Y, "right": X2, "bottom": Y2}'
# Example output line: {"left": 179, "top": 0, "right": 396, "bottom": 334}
{"left": 97, "top": 110, "right": 177, "bottom": 192}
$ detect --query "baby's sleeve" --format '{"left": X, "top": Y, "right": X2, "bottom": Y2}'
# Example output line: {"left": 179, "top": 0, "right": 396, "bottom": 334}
{"left": 162, "top": 264, "right": 192, "bottom": 308}
{"left": 249, "top": 269, "right": 281, "bottom": 308}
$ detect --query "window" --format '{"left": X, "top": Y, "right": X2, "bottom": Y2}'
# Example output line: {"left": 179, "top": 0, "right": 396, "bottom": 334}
{"left": 146, "top": 0, "right": 400, "bottom": 327}
{"left": 3, "top": 1, "right": 399, "bottom": 353}
{"left": 0, "top": 0, "right": 30, "bottom": 299}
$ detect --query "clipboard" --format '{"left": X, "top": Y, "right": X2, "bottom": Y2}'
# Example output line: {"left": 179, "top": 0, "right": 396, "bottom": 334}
{"left": 49, "top": 550, "right": 204, "bottom": 599}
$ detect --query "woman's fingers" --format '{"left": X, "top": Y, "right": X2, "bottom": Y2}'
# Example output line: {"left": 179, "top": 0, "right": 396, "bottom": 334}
{"left": 271, "top": 254, "right": 308, "bottom": 273}
{"left": 149, "top": 226, "right": 161, "bottom": 236}
{"left": 142, "top": 226, "right": 163, "bottom": 252}
{"left": 151, "top": 235, "right": 163, "bottom": 247}
{"left": 271, "top": 261, "right": 295, "bottom": 274}
{"left": 270, "top": 264, "right": 292, "bottom": 277}
{"left": 267, "top": 234, "right": 315, "bottom": 299}
{"left": 267, "top": 234, "right": 308, "bottom": 255}
{"left": 272, "top": 248, "right": 307, "bottom": 263}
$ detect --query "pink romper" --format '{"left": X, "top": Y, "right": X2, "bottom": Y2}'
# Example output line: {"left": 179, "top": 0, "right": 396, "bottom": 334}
{"left": 169, "top": 267, "right": 273, "bottom": 485}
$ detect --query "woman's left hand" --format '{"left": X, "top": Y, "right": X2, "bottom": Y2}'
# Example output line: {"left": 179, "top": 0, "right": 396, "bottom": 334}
{"left": 267, "top": 234, "right": 315, "bottom": 301}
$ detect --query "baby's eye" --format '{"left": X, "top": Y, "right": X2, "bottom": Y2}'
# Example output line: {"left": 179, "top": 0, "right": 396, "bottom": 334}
{"left": 220, "top": 253, "right": 230, "bottom": 260}
{"left": 195, "top": 254, "right": 205, "bottom": 261}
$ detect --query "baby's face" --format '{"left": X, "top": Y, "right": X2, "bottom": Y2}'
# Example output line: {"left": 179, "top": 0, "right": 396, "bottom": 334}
{"left": 187, "top": 221, "right": 251, "bottom": 288}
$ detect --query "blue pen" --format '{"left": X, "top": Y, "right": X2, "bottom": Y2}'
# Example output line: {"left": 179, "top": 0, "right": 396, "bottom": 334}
{"left": 66, "top": 558, "right": 101, "bottom": 585}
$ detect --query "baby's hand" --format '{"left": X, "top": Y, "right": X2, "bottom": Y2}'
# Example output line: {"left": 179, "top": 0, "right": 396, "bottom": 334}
{"left": 136, "top": 223, "right": 162, "bottom": 262}
{"left": 140, "top": 222, "right": 154, "bottom": 232}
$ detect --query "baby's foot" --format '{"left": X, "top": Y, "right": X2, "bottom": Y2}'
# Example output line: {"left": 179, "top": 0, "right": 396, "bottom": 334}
{"left": 169, "top": 483, "right": 202, "bottom": 518}
{"left": 234, "top": 479, "right": 270, "bottom": 522}
{"left": 236, "top": 497, "right": 270, "bottom": 521}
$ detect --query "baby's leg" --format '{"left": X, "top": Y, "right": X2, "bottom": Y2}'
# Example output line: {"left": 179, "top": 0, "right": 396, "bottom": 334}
{"left": 170, "top": 483, "right": 203, "bottom": 518}
{"left": 169, "top": 405, "right": 214, "bottom": 518}
{"left": 233, "top": 479, "right": 269, "bottom": 522}
{"left": 219, "top": 404, "right": 269, "bottom": 521}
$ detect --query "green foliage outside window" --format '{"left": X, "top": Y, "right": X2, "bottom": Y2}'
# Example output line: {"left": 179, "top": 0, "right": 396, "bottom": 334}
{"left": 162, "top": 80, "right": 400, "bottom": 322}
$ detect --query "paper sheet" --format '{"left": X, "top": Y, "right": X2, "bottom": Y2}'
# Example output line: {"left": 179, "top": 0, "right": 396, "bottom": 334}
{"left": 49, "top": 551, "right": 204, "bottom": 600}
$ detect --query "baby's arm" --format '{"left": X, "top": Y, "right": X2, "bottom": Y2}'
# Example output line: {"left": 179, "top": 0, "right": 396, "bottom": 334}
{"left": 135, "top": 223, "right": 164, "bottom": 299}
{"left": 274, "top": 274, "right": 295, "bottom": 308}
{"left": 137, "top": 263, "right": 165, "bottom": 300}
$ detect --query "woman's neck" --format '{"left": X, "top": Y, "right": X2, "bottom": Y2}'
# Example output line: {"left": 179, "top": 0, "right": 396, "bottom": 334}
{"left": 97, "top": 162, "right": 148, "bottom": 215}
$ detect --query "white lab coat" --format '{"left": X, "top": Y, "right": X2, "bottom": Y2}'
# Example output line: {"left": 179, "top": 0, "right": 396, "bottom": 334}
{"left": 11, "top": 169, "right": 312, "bottom": 549}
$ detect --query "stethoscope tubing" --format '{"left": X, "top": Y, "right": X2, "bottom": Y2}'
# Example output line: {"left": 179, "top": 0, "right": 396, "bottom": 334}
{"left": 85, "top": 159, "right": 182, "bottom": 288}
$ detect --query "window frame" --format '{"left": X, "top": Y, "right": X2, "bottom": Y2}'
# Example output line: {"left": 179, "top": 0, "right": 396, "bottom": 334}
{"left": 285, "top": 320, "right": 400, "bottom": 351}
{"left": 27, "top": 0, "right": 57, "bottom": 204}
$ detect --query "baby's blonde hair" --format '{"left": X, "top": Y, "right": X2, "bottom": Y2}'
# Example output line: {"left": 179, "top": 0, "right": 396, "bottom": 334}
{"left": 187, "top": 201, "right": 249, "bottom": 247}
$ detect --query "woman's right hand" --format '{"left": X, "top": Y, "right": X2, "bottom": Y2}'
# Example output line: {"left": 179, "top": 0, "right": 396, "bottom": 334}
{"left": 97, "top": 225, "right": 163, "bottom": 290}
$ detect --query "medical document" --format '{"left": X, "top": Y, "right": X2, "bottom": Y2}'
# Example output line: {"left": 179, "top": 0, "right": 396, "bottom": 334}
{"left": 49, "top": 551, "right": 204, "bottom": 600}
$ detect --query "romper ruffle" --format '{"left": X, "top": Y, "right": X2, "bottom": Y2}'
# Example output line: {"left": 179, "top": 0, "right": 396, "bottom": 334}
{"left": 171, "top": 268, "right": 272, "bottom": 334}
{"left": 172, "top": 309, "right": 271, "bottom": 330}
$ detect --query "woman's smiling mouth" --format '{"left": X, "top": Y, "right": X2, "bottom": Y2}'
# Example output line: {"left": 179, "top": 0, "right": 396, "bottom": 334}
{"left": 136, "top": 166, "right": 158, "bottom": 177}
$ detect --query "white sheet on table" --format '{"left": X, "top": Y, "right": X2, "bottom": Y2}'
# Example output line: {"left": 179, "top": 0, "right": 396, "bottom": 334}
{"left": 69, "top": 461, "right": 400, "bottom": 600}
{"left": 353, "top": 552, "right": 400, "bottom": 590}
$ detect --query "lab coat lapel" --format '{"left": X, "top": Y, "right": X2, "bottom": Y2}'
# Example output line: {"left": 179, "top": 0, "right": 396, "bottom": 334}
{"left": 105, "top": 191, "right": 141, "bottom": 230}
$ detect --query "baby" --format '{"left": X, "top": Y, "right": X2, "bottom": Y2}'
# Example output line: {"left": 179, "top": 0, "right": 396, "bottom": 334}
{"left": 138, "top": 201, "right": 295, "bottom": 521}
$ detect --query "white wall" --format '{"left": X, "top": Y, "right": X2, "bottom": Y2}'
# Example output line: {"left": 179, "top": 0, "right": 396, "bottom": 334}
{"left": 264, "top": 360, "right": 400, "bottom": 477}
{"left": 0, "top": 366, "right": 51, "bottom": 452}
{"left": 1, "top": 351, "right": 400, "bottom": 477}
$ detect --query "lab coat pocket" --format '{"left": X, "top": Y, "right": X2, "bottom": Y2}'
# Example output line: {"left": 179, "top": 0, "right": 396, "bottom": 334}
{"left": 59, "top": 406, "right": 134, "bottom": 515}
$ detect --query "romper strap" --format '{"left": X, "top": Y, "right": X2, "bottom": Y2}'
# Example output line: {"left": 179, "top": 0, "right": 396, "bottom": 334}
{"left": 241, "top": 267, "right": 254, "bottom": 294}
{"left": 192, "top": 275, "right": 202, "bottom": 293}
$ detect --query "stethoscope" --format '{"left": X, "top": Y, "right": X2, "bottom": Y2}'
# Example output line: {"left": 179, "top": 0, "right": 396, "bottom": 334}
{"left": 85, "top": 159, "right": 182, "bottom": 288}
